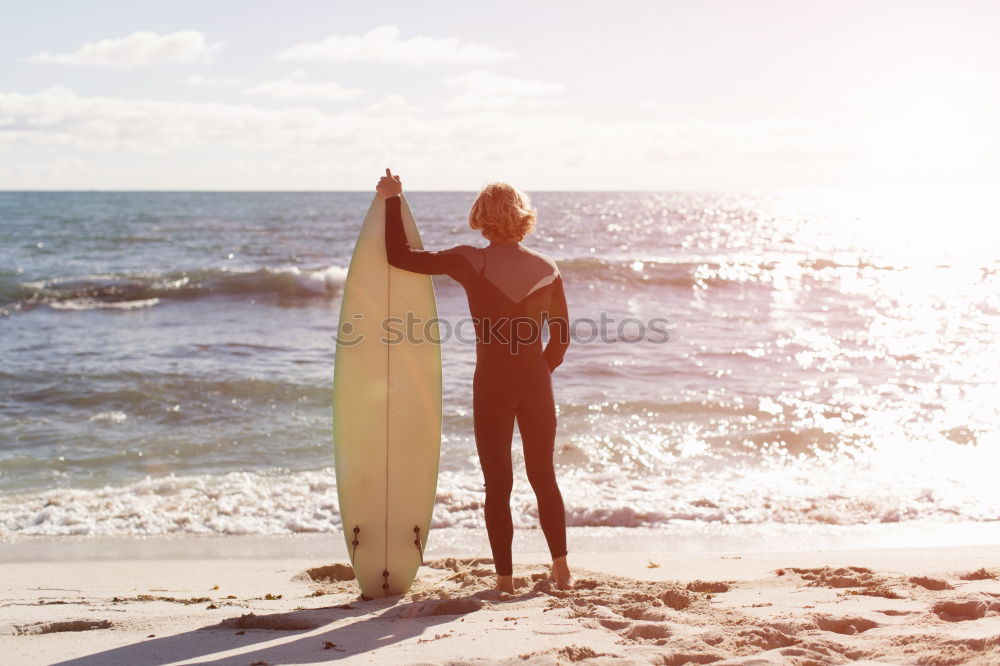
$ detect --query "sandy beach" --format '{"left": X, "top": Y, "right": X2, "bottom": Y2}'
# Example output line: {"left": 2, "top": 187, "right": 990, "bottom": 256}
{"left": 2, "top": 531, "right": 998, "bottom": 665}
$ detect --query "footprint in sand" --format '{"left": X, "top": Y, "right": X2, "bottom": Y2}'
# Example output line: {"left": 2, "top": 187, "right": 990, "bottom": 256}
{"left": 13, "top": 619, "right": 113, "bottom": 635}
{"left": 393, "top": 598, "right": 483, "bottom": 618}
{"left": 932, "top": 595, "right": 1000, "bottom": 622}
{"left": 777, "top": 565, "right": 903, "bottom": 599}
{"left": 909, "top": 576, "right": 954, "bottom": 591}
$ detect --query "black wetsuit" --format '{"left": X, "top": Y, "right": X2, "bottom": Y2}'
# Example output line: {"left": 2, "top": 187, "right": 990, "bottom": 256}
{"left": 384, "top": 195, "right": 570, "bottom": 575}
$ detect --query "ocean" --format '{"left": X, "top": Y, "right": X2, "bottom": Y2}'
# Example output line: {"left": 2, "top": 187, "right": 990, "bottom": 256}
{"left": 1, "top": 190, "right": 998, "bottom": 539}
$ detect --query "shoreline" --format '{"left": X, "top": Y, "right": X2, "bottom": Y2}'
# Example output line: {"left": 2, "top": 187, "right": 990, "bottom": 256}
{"left": 4, "top": 522, "right": 1000, "bottom": 563}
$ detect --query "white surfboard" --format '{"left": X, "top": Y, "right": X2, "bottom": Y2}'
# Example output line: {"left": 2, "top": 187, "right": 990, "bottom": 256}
{"left": 333, "top": 194, "right": 442, "bottom": 599}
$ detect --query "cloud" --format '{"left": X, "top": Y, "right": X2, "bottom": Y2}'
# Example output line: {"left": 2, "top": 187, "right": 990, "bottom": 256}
{"left": 0, "top": 87, "right": 420, "bottom": 153}
{"left": 244, "top": 78, "right": 363, "bottom": 101}
{"left": 443, "top": 70, "right": 564, "bottom": 110}
{"left": 638, "top": 101, "right": 677, "bottom": 112}
{"left": 180, "top": 75, "right": 241, "bottom": 87}
{"left": 365, "top": 94, "right": 423, "bottom": 114}
{"left": 0, "top": 87, "right": 881, "bottom": 189}
{"left": 275, "top": 25, "right": 514, "bottom": 65}
{"left": 25, "top": 30, "right": 221, "bottom": 68}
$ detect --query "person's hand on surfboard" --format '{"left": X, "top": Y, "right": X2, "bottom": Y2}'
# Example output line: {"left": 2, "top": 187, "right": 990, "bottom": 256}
{"left": 376, "top": 168, "right": 402, "bottom": 200}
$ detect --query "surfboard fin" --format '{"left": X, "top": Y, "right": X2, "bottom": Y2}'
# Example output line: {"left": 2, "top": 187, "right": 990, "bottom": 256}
{"left": 413, "top": 524, "right": 425, "bottom": 566}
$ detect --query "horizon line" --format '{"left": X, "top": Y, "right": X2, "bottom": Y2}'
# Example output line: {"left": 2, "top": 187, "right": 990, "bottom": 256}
{"left": 2, "top": 186, "right": 994, "bottom": 194}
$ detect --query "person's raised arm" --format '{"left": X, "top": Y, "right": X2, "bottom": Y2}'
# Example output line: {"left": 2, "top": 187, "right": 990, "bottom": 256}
{"left": 377, "top": 168, "right": 470, "bottom": 279}
{"left": 543, "top": 274, "right": 570, "bottom": 372}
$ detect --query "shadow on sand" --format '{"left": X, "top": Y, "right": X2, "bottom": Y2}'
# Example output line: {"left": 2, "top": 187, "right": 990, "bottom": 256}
{"left": 51, "top": 587, "right": 531, "bottom": 665}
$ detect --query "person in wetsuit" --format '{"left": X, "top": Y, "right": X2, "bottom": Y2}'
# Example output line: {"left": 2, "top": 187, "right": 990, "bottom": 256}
{"left": 376, "top": 168, "right": 573, "bottom": 592}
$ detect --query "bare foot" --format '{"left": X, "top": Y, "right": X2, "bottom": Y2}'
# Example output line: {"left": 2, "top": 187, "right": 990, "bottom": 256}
{"left": 551, "top": 555, "right": 573, "bottom": 589}
{"left": 496, "top": 574, "right": 515, "bottom": 594}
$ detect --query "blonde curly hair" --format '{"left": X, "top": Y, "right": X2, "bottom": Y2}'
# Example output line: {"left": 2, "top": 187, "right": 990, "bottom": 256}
{"left": 468, "top": 182, "right": 537, "bottom": 243}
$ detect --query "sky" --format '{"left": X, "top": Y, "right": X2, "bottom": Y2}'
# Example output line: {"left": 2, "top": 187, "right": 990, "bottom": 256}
{"left": 0, "top": 0, "right": 998, "bottom": 190}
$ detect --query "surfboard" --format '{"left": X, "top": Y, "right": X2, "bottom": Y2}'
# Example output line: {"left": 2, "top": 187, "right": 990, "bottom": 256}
{"left": 333, "top": 194, "right": 442, "bottom": 599}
